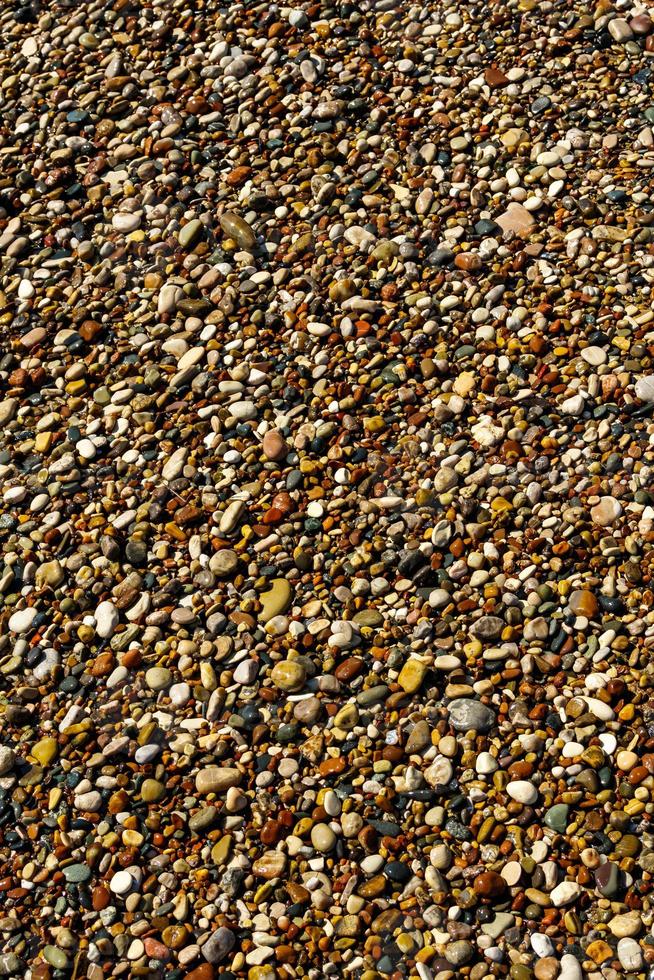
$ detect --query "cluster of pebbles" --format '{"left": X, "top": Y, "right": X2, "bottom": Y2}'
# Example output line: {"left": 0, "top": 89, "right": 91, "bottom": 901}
{"left": 5, "top": 0, "right": 654, "bottom": 978}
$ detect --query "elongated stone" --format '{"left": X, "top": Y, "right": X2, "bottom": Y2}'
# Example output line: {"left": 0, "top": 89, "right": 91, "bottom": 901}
{"left": 220, "top": 212, "right": 256, "bottom": 249}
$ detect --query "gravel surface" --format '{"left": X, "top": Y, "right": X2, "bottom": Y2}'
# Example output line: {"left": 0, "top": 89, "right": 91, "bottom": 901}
{"left": 2, "top": 0, "right": 654, "bottom": 979}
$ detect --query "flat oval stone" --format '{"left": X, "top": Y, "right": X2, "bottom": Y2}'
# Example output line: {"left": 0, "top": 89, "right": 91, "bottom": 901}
{"left": 506, "top": 780, "right": 538, "bottom": 805}
{"left": 63, "top": 863, "right": 91, "bottom": 883}
{"left": 200, "top": 927, "right": 235, "bottom": 964}
{"left": 262, "top": 430, "right": 288, "bottom": 460}
{"left": 179, "top": 218, "right": 203, "bottom": 248}
{"left": 8, "top": 607, "right": 37, "bottom": 633}
{"left": 145, "top": 667, "right": 172, "bottom": 691}
{"left": 196, "top": 767, "right": 242, "bottom": 793}
{"left": 220, "top": 212, "right": 256, "bottom": 249}
{"left": 447, "top": 699, "right": 496, "bottom": 733}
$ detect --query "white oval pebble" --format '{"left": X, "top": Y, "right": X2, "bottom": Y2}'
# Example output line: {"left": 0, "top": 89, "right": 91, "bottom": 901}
{"left": 110, "top": 870, "right": 135, "bottom": 895}
{"left": 506, "top": 780, "right": 538, "bottom": 805}
{"left": 8, "top": 607, "right": 38, "bottom": 633}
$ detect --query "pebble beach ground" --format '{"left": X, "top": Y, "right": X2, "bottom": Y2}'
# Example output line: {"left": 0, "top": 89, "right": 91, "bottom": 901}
{"left": 3, "top": 0, "right": 654, "bottom": 978}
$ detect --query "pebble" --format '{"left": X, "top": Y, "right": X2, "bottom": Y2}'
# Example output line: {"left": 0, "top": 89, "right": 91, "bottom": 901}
{"left": 506, "top": 780, "right": 538, "bottom": 805}
{"left": 8, "top": 608, "right": 37, "bottom": 633}
{"left": 447, "top": 699, "right": 496, "bottom": 732}
{"left": 201, "top": 928, "right": 235, "bottom": 964}
{"left": 0, "top": 747, "right": 16, "bottom": 776}
{"left": 397, "top": 658, "right": 428, "bottom": 693}
{"left": 617, "top": 937, "right": 643, "bottom": 970}
{"left": 94, "top": 600, "right": 119, "bottom": 638}
{"left": 196, "top": 768, "right": 242, "bottom": 794}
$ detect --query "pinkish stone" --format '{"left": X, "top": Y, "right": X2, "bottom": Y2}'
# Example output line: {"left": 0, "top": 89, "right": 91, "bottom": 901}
{"left": 263, "top": 429, "right": 288, "bottom": 461}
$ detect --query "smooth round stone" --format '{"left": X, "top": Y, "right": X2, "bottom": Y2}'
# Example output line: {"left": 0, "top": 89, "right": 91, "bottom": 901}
{"left": 8, "top": 607, "right": 37, "bottom": 633}
{"left": 74, "top": 790, "right": 102, "bottom": 812}
{"left": 482, "top": 913, "right": 514, "bottom": 941}
{"left": 506, "top": 780, "right": 538, "bottom": 805}
{"left": 594, "top": 861, "right": 620, "bottom": 897}
{"left": 473, "top": 871, "right": 506, "bottom": 898}
{"left": 590, "top": 496, "right": 621, "bottom": 526}
{"left": 135, "top": 744, "right": 160, "bottom": 764}
{"left": 43, "top": 947, "right": 68, "bottom": 969}
{"left": 323, "top": 790, "right": 340, "bottom": 817}
{"left": 169, "top": 682, "right": 191, "bottom": 706}
{"left": 567, "top": 590, "right": 598, "bottom": 617}
{"left": 523, "top": 617, "right": 548, "bottom": 641}
{"left": 311, "top": 823, "right": 337, "bottom": 852}
{"left": 140, "top": 779, "right": 165, "bottom": 802}
{"left": 608, "top": 17, "right": 633, "bottom": 41}
{"left": 179, "top": 218, "right": 203, "bottom": 248}
{"left": 580, "top": 346, "right": 606, "bottom": 366}
{"left": 36, "top": 559, "right": 64, "bottom": 587}
{"left": 360, "top": 855, "right": 384, "bottom": 875}
{"left": 63, "top": 863, "right": 91, "bottom": 883}
{"left": 428, "top": 588, "right": 450, "bottom": 608}
{"left": 262, "top": 430, "right": 288, "bottom": 460}
{"left": 265, "top": 614, "right": 289, "bottom": 637}
{"left": 558, "top": 954, "right": 583, "bottom": 980}
{"left": 333, "top": 702, "right": 359, "bottom": 729}
{"left": 31, "top": 737, "right": 58, "bottom": 765}
{"left": 476, "top": 752, "right": 498, "bottom": 775}
{"left": 544, "top": 804, "right": 569, "bottom": 833}
{"left": 110, "top": 870, "right": 135, "bottom": 895}
{"left": 342, "top": 813, "right": 363, "bottom": 837}
{"left": 616, "top": 750, "right": 638, "bottom": 771}
{"left": 76, "top": 438, "right": 96, "bottom": 460}
{"left": 209, "top": 549, "right": 239, "bottom": 577}
{"left": 293, "top": 697, "right": 322, "bottom": 723}
{"left": 631, "top": 14, "right": 653, "bottom": 34}
{"left": 445, "top": 940, "right": 473, "bottom": 965}
{"left": 501, "top": 861, "right": 522, "bottom": 886}
{"left": 145, "top": 667, "right": 172, "bottom": 691}
{"left": 270, "top": 660, "right": 305, "bottom": 691}
{"left": 252, "top": 851, "right": 287, "bottom": 879}
{"left": 405, "top": 720, "right": 431, "bottom": 754}
{"left": 531, "top": 934, "right": 554, "bottom": 958}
